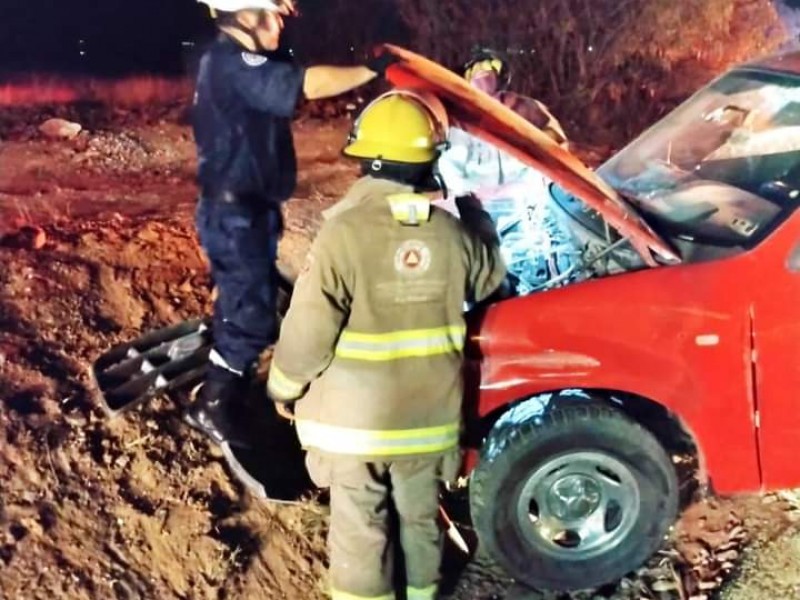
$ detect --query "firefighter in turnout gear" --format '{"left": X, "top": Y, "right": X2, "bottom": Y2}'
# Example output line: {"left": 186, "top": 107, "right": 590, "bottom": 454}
{"left": 462, "top": 47, "right": 566, "bottom": 144}
{"left": 266, "top": 90, "right": 507, "bottom": 600}
{"left": 437, "top": 47, "right": 577, "bottom": 294}
{"left": 186, "top": 0, "right": 396, "bottom": 447}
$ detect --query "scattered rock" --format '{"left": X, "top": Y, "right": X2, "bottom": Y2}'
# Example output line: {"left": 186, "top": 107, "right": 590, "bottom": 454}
{"left": 28, "top": 227, "right": 47, "bottom": 250}
{"left": 69, "top": 131, "right": 91, "bottom": 153}
{"left": 1, "top": 226, "right": 47, "bottom": 250}
{"left": 39, "top": 118, "right": 82, "bottom": 140}
{"left": 675, "top": 501, "right": 749, "bottom": 598}
{"left": 75, "top": 131, "right": 154, "bottom": 173}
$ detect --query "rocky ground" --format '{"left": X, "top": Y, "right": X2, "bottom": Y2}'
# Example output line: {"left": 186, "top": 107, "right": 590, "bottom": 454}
{"left": 2, "top": 105, "right": 800, "bottom": 600}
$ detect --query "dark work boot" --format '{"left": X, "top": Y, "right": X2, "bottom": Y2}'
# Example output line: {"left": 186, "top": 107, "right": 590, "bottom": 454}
{"left": 184, "top": 378, "right": 252, "bottom": 449}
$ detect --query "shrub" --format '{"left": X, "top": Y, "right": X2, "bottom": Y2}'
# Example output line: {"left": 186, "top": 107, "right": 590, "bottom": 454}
{"left": 388, "top": 0, "right": 787, "bottom": 144}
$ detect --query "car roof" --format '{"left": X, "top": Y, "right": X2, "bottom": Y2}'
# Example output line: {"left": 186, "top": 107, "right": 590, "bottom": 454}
{"left": 742, "top": 51, "right": 800, "bottom": 76}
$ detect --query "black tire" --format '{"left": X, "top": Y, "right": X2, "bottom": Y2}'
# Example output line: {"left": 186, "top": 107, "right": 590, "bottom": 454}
{"left": 470, "top": 404, "right": 678, "bottom": 591}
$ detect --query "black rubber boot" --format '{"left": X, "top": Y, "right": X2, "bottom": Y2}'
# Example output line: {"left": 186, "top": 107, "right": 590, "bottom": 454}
{"left": 184, "top": 376, "right": 252, "bottom": 449}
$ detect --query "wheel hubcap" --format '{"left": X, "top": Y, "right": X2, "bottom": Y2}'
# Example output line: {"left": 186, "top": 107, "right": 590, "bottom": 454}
{"left": 547, "top": 474, "right": 602, "bottom": 521}
{"left": 516, "top": 451, "right": 640, "bottom": 560}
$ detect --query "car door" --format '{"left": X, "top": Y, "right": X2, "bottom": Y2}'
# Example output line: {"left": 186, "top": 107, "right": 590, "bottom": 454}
{"left": 753, "top": 211, "right": 800, "bottom": 489}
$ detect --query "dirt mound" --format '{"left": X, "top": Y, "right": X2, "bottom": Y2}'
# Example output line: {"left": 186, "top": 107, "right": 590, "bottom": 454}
{"left": 0, "top": 214, "right": 334, "bottom": 600}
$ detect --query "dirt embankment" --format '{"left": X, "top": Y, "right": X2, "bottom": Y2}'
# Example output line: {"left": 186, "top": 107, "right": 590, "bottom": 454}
{"left": 0, "top": 116, "right": 355, "bottom": 600}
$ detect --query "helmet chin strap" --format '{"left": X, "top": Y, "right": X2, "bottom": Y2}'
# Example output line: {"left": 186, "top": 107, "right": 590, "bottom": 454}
{"left": 433, "top": 171, "right": 448, "bottom": 199}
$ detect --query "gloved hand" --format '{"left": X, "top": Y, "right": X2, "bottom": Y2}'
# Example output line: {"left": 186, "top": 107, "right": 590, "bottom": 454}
{"left": 366, "top": 50, "right": 400, "bottom": 77}
{"left": 456, "top": 194, "right": 500, "bottom": 247}
{"left": 274, "top": 401, "right": 296, "bottom": 422}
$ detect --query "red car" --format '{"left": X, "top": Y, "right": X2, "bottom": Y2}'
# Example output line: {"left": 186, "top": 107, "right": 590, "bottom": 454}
{"left": 95, "top": 49, "right": 800, "bottom": 591}
{"left": 450, "top": 49, "right": 800, "bottom": 590}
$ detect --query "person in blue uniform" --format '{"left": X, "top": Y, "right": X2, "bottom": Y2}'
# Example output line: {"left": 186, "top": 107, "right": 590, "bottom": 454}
{"left": 187, "top": 0, "right": 395, "bottom": 447}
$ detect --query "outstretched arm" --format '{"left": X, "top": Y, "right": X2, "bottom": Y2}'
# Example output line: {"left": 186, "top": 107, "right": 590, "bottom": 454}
{"left": 303, "top": 53, "right": 397, "bottom": 100}
{"left": 303, "top": 65, "right": 377, "bottom": 100}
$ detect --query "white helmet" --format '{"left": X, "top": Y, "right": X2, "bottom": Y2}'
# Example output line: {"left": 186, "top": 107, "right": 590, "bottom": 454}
{"left": 198, "top": 0, "right": 296, "bottom": 14}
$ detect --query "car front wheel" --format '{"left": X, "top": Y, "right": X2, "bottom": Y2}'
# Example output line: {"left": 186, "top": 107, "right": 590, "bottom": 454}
{"left": 469, "top": 403, "right": 678, "bottom": 591}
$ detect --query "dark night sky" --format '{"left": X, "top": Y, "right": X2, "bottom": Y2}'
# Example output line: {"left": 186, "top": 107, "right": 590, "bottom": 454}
{"left": 0, "top": 0, "right": 407, "bottom": 77}
{"left": 0, "top": 0, "right": 309, "bottom": 76}
{"left": 0, "top": 0, "right": 214, "bottom": 75}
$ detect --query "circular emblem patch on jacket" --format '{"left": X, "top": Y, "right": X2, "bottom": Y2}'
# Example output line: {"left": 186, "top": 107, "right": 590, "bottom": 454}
{"left": 241, "top": 52, "right": 268, "bottom": 67}
{"left": 394, "top": 240, "right": 431, "bottom": 274}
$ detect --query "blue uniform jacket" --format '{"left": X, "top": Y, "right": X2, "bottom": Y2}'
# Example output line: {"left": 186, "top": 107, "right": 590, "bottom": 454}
{"left": 193, "top": 35, "right": 306, "bottom": 205}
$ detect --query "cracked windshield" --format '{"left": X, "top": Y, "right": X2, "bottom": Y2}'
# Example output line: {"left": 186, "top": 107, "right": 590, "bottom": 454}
{"left": 600, "top": 70, "right": 800, "bottom": 246}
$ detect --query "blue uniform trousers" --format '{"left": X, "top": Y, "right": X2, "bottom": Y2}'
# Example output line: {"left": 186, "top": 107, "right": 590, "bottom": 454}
{"left": 196, "top": 196, "right": 282, "bottom": 381}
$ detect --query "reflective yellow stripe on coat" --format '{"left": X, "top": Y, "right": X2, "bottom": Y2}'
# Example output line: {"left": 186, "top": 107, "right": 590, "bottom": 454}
{"left": 406, "top": 585, "right": 437, "bottom": 600}
{"left": 331, "top": 590, "right": 394, "bottom": 600}
{"left": 267, "top": 363, "right": 306, "bottom": 401}
{"left": 329, "top": 584, "right": 435, "bottom": 600}
{"left": 296, "top": 421, "right": 460, "bottom": 456}
{"left": 387, "top": 192, "right": 431, "bottom": 224}
{"left": 335, "top": 325, "right": 466, "bottom": 361}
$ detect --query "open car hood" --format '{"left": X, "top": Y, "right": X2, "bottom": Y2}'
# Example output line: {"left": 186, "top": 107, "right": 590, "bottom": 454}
{"left": 383, "top": 44, "right": 680, "bottom": 266}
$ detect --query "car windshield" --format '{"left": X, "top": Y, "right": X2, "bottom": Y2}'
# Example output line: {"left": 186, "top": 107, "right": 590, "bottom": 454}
{"left": 598, "top": 69, "right": 800, "bottom": 246}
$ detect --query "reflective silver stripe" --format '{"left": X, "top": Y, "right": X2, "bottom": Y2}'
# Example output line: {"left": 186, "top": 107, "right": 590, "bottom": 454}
{"left": 335, "top": 325, "right": 466, "bottom": 361}
{"left": 296, "top": 420, "right": 460, "bottom": 456}
{"left": 209, "top": 348, "right": 244, "bottom": 376}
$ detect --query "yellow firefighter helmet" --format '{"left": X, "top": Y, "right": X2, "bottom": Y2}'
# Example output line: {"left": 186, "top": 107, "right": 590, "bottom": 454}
{"left": 343, "top": 89, "right": 449, "bottom": 165}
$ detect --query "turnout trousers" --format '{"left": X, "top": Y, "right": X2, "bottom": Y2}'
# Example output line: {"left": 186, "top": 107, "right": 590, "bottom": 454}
{"left": 307, "top": 451, "right": 460, "bottom": 600}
